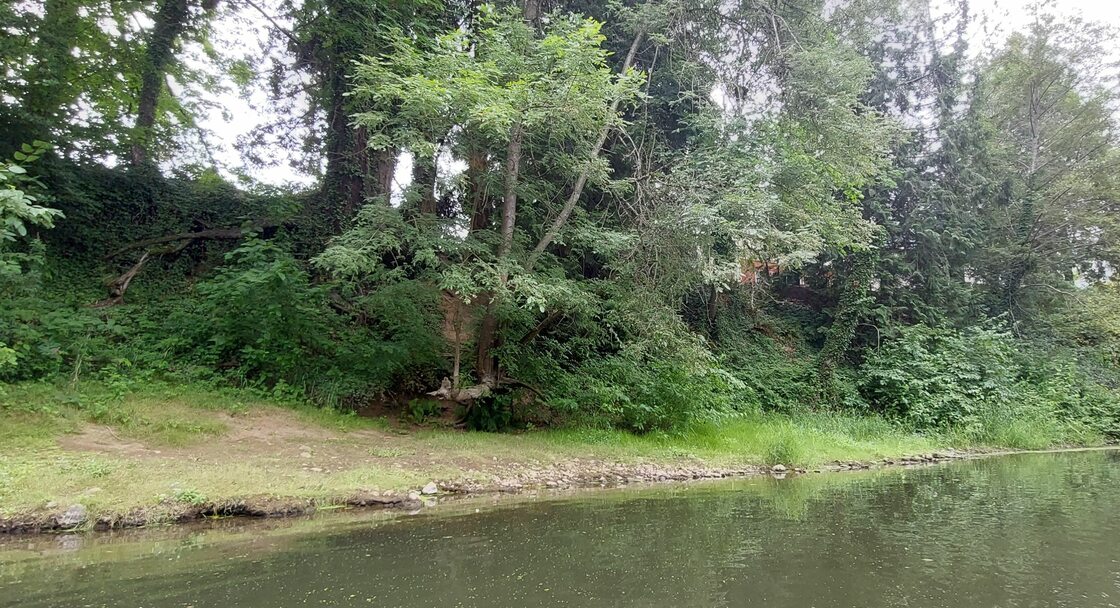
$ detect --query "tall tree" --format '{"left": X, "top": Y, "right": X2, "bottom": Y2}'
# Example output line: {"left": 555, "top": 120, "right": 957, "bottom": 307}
{"left": 971, "top": 14, "right": 1120, "bottom": 325}
{"left": 323, "top": 7, "right": 642, "bottom": 392}
{"left": 130, "top": 0, "right": 221, "bottom": 165}
{"left": 279, "top": 0, "right": 447, "bottom": 233}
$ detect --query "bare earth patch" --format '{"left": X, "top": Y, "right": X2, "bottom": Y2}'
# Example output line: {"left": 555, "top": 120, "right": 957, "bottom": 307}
{"left": 58, "top": 426, "right": 154, "bottom": 457}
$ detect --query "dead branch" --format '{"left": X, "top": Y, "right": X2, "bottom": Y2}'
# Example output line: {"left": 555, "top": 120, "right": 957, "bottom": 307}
{"left": 106, "top": 222, "right": 279, "bottom": 259}
{"left": 92, "top": 252, "right": 150, "bottom": 308}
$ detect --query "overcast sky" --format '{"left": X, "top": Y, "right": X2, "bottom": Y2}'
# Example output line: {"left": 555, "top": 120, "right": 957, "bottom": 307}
{"left": 196, "top": 0, "right": 1120, "bottom": 188}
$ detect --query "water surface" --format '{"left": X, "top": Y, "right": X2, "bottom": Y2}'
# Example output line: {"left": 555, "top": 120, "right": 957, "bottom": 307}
{"left": 2, "top": 450, "right": 1119, "bottom": 607}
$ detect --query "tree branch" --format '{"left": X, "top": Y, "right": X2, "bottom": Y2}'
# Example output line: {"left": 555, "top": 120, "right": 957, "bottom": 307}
{"left": 525, "top": 30, "right": 645, "bottom": 271}
{"left": 105, "top": 221, "right": 278, "bottom": 259}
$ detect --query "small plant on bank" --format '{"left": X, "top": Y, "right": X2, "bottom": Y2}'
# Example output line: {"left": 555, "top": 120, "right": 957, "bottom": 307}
{"left": 171, "top": 488, "right": 208, "bottom": 506}
{"left": 462, "top": 394, "right": 514, "bottom": 433}
{"left": 402, "top": 398, "right": 442, "bottom": 425}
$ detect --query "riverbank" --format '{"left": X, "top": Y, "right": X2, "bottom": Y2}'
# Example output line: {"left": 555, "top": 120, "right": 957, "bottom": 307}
{"left": 0, "top": 381, "right": 1106, "bottom": 533}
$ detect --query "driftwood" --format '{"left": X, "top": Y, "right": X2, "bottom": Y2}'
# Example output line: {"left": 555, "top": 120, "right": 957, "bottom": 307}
{"left": 428, "top": 377, "right": 492, "bottom": 403}
{"left": 426, "top": 376, "right": 545, "bottom": 403}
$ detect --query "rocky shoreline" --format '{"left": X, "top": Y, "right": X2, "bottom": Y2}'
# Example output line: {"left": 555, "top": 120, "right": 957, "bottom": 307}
{"left": 0, "top": 451, "right": 970, "bottom": 535}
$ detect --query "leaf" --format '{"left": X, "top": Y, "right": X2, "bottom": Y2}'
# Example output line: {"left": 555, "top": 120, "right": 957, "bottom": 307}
{"left": 6, "top": 164, "right": 26, "bottom": 174}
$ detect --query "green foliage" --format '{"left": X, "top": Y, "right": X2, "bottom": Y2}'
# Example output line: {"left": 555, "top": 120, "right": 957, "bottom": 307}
{"left": 0, "top": 0, "right": 1116, "bottom": 451}
{"left": 194, "top": 239, "right": 333, "bottom": 382}
{"left": 463, "top": 394, "right": 514, "bottom": 433}
{"left": 171, "top": 488, "right": 208, "bottom": 506}
{"left": 860, "top": 324, "right": 1118, "bottom": 441}
{"left": 0, "top": 142, "right": 61, "bottom": 283}
{"left": 860, "top": 325, "right": 1020, "bottom": 429}
{"left": 174, "top": 238, "right": 446, "bottom": 405}
{"left": 403, "top": 398, "right": 442, "bottom": 425}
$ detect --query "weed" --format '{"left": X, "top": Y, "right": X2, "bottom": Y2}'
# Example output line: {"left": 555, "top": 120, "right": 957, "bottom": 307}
{"left": 171, "top": 488, "right": 209, "bottom": 506}
{"left": 368, "top": 447, "right": 412, "bottom": 458}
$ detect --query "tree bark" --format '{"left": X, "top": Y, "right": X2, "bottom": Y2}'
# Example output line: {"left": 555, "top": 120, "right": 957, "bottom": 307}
{"left": 321, "top": 58, "right": 368, "bottom": 227}
{"left": 466, "top": 146, "right": 491, "bottom": 233}
{"left": 106, "top": 222, "right": 278, "bottom": 258}
{"left": 93, "top": 253, "right": 151, "bottom": 308}
{"left": 498, "top": 123, "right": 523, "bottom": 275}
{"left": 521, "top": 0, "right": 540, "bottom": 23}
{"left": 413, "top": 150, "right": 438, "bottom": 215}
{"left": 526, "top": 31, "right": 644, "bottom": 270}
{"left": 373, "top": 147, "right": 397, "bottom": 202}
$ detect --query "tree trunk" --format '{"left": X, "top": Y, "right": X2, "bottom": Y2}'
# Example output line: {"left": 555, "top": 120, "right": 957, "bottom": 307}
{"left": 521, "top": 0, "right": 540, "bottom": 23}
{"left": 413, "top": 150, "right": 438, "bottom": 215}
{"left": 497, "top": 123, "right": 523, "bottom": 275}
{"left": 321, "top": 58, "right": 368, "bottom": 228}
{"left": 93, "top": 253, "right": 151, "bottom": 308}
{"left": 372, "top": 147, "right": 397, "bottom": 202}
{"left": 131, "top": 0, "right": 193, "bottom": 166}
{"left": 466, "top": 146, "right": 491, "bottom": 233}
{"left": 475, "top": 122, "right": 524, "bottom": 385}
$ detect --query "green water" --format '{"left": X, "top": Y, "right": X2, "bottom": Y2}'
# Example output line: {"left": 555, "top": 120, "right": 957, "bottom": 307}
{"left": 2, "top": 451, "right": 1119, "bottom": 607}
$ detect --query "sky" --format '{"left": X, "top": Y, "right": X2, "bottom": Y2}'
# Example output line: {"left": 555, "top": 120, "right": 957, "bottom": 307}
{"left": 991, "top": 0, "right": 1120, "bottom": 28}
{"left": 195, "top": 0, "right": 1120, "bottom": 188}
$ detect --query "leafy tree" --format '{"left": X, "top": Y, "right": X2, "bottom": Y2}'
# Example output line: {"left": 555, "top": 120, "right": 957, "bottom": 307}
{"left": 324, "top": 6, "right": 642, "bottom": 393}
{"left": 0, "top": 142, "right": 61, "bottom": 367}
{"left": 969, "top": 14, "right": 1120, "bottom": 325}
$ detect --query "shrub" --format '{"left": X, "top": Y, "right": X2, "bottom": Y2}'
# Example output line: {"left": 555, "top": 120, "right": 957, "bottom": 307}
{"left": 463, "top": 394, "right": 515, "bottom": 432}
{"left": 859, "top": 324, "right": 1018, "bottom": 430}
{"left": 402, "top": 398, "right": 442, "bottom": 425}
{"left": 860, "top": 323, "right": 1120, "bottom": 442}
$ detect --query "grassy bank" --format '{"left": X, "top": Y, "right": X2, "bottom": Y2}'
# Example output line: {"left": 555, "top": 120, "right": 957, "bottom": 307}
{"left": 0, "top": 380, "right": 1107, "bottom": 529}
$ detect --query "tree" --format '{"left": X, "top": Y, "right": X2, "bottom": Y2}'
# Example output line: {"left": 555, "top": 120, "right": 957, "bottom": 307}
{"left": 969, "top": 13, "right": 1120, "bottom": 326}
{"left": 0, "top": 141, "right": 61, "bottom": 367}
{"left": 322, "top": 6, "right": 642, "bottom": 393}
{"left": 130, "top": 0, "right": 222, "bottom": 166}
{"left": 1, "top": 1, "right": 145, "bottom": 159}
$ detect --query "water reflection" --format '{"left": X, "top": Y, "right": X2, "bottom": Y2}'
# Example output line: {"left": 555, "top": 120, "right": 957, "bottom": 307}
{"left": 2, "top": 451, "right": 1119, "bottom": 607}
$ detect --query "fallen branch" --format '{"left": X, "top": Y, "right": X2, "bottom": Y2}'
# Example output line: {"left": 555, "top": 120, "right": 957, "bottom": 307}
{"left": 519, "top": 310, "right": 564, "bottom": 345}
{"left": 92, "top": 252, "right": 150, "bottom": 308}
{"left": 95, "top": 221, "right": 279, "bottom": 307}
{"left": 106, "top": 222, "right": 278, "bottom": 259}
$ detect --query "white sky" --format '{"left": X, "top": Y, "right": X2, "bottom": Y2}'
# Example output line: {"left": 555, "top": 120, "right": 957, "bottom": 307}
{"left": 196, "top": 0, "right": 1120, "bottom": 188}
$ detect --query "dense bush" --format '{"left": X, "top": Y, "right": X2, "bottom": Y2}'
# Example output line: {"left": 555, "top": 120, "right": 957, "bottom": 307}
{"left": 1, "top": 237, "right": 449, "bottom": 407}
{"left": 859, "top": 325, "right": 1018, "bottom": 428}
{"left": 859, "top": 324, "right": 1119, "bottom": 441}
{"left": 160, "top": 239, "right": 446, "bottom": 405}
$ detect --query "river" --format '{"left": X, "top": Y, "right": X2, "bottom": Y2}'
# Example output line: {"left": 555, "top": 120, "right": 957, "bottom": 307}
{"left": 2, "top": 450, "right": 1118, "bottom": 607}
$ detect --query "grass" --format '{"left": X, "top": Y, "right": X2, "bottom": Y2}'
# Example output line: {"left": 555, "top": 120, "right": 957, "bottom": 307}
{"left": 0, "top": 379, "right": 1107, "bottom": 525}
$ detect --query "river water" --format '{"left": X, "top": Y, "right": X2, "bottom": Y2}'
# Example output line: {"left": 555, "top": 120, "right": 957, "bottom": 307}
{"left": 2, "top": 450, "right": 1118, "bottom": 607}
